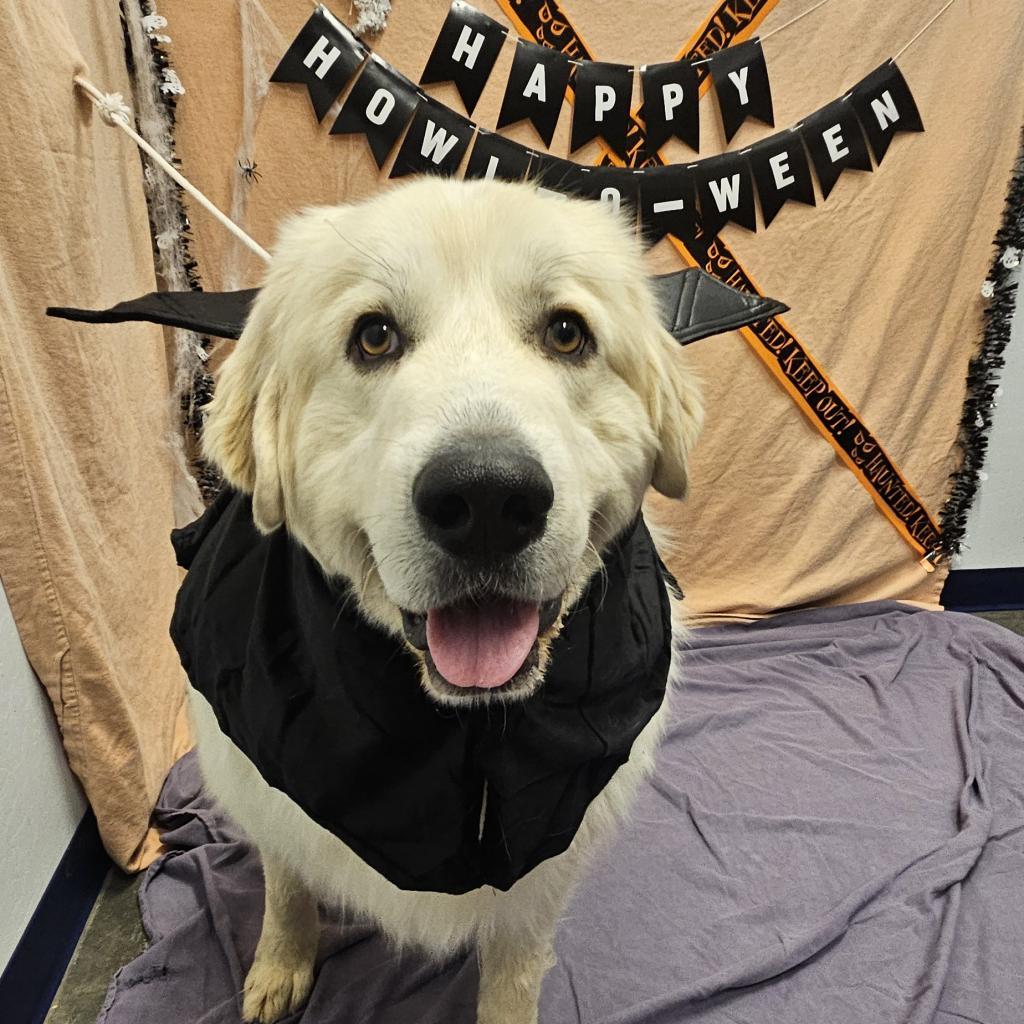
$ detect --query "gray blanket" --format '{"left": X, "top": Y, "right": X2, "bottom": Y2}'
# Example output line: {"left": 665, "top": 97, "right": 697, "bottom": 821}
{"left": 98, "top": 601, "right": 1024, "bottom": 1024}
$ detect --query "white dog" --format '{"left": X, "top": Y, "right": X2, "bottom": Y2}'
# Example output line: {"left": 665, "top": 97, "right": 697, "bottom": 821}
{"left": 190, "top": 177, "right": 702, "bottom": 1024}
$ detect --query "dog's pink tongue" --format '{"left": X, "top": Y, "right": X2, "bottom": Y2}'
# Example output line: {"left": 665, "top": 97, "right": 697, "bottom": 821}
{"left": 426, "top": 600, "right": 540, "bottom": 689}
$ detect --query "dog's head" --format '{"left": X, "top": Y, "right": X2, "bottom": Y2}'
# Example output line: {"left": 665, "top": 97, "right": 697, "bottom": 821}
{"left": 202, "top": 178, "right": 701, "bottom": 704}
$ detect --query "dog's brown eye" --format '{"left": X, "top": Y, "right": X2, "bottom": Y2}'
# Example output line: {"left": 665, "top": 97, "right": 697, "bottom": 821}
{"left": 544, "top": 312, "right": 590, "bottom": 358}
{"left": 353, "top": 316, "right": 403, "bottom": 360}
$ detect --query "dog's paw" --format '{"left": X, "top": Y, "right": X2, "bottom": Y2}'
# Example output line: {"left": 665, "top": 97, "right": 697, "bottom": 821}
{"left": 241, "top": 957, "right": 314, "bottom": 1023}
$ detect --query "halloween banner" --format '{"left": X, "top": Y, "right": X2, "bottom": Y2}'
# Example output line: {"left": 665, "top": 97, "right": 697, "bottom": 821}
{"left": 272, "top": 6, "right": 923, "bottom": 244}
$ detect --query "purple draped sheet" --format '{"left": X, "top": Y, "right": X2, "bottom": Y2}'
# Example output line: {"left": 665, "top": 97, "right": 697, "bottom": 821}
{"left": 98, "top": 601, "right": 1024, "bottom": 1024}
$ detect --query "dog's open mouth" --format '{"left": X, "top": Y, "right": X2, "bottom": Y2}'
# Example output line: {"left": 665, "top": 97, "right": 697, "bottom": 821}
{"left": 401, "top": 595, "right": 562, "bottom": 697}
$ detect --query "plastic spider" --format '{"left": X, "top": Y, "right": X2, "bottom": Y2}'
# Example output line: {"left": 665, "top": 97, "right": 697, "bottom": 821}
{"left": 238, "top": 158, "right": 262, "bottom": 185}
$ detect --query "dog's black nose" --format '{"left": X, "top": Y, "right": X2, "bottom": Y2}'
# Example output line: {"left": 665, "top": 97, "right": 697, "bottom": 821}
{"left": 413, "top": 442, "right": 554, "bottom": 561}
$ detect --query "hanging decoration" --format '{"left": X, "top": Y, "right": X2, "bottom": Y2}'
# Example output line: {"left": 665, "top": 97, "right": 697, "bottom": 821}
{"left": 419, "top": 0, "right": 508, "bottom": 115}
{"left": 798, "top": 98, "right": 873, "bottom": 199}
{"left": 268, "top": 6, "right": 366, "bottom": 121}
{"left": 707, "top": 38, "right": 775, "bottom": 142}
{"left": 463, "top": 128, "right": 533, "bottom": 180}
{"left": 639, "top": 59, "right": 701, "bottom": 155}
{"left": 390, "top": 98, "right": 474, "bottom": 178}
{"left": 747, "top": 130, "right": 816, "bottom": 227}
{"left": 849, "top": 61, "right": 925, "bottom": 164}
{"left": 329, "top": 55, "right": 418, "bottom": 168}
{"left": 695, "top": 151, "right": 758, "bottom": 236}
{"left": 495, "top": 37, "right": 572, "bottom": 146}
{"left": 569, "top": 61, "right": 634, "bottom": 159}
{"left": 270, "top": 5, "right": 923, "bottom": 245}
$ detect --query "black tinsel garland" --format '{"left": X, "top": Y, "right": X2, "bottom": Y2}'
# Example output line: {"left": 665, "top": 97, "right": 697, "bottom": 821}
{"left": 937, "top": 129, "right": 1024, "bottom": 559}
{"left": 119, "top": 0, "right": 223, "bottom": 505}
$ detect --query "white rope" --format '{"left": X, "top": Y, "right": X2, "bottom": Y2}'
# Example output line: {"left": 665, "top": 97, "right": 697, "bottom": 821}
{"left": 74, "top": 75, "right": 272, "bottom": 264}
{"left": 894, "top": 0, "right": 958, "bottom": 60}
{"left": 759, "top": 0, "right": 837, "bottom": 43}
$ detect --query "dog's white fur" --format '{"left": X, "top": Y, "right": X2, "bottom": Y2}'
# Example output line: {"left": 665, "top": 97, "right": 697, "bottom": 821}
{"left": 193, "top": 178, "right": 702, "bottom": 1023}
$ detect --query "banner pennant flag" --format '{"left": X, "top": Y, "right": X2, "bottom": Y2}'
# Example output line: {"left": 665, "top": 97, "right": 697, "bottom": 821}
{"left": 696, "top": 150, "right": 758, "bottom": 236}
{"left": 464, "top": 130, "right": 535, "bottom": 181}
{"left": 269, "top": 6, "right": 366, "bottom": 121}
{"left": 578, "top": 165, "right": 642, "bottom": 222}
{"left": 639, "top": 164, "right": 698, "bottom": 246}
{"left": 420, "top": 1, "right": 508, "bottom": 115}
{"left": 570, "top": 61, "right": 634, "bottom": 159}
{"left": 800, "top": 97, "right": 873, "bottom": 199}
{"left": 850, "top": 60, "right": 925, "bottom": 165}
{"left": 330, "top": 56, "right": 420, "bottom": 169}
{"left": 639, "top": 59, "right": 701, "bottom": 155}
{"left": 748, "top": 129, "right": 816, "bottom": 227}
{"left": 390, "top": 98, "right": 476, "bottom": 178}
{"left": 496, "top": 38, "right": 572, "bottom": 148}
{"left": 708, "top": 38, "right": 774, "bottom": 143}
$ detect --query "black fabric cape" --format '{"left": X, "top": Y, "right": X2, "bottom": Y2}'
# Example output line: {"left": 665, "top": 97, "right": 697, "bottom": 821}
{"left": 170, "top": 488, "right": 674, "bottom": 895}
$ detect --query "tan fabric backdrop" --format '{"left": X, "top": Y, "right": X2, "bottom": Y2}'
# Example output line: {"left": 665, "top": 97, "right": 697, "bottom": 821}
{"left": 0, "top": 1, "right": 192, "bottom": 869}
{"left": 160, "top": 0, "right": 1024, "bottom": 623}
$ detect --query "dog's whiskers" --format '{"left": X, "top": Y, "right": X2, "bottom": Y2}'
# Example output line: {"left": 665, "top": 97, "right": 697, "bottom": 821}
{"left": 322, "top": 217, "right": 398, "bottom": 282}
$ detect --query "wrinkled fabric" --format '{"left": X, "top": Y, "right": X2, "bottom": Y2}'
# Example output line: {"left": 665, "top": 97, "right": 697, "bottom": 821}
{"left": 0, "top": 0, "right": 193, "bottom": 869}
{"left": 101, "top": 602, "right": 1024, "bottom": 1023}
{"left": 156, "top": 0, "right": 1024, "bottom": 619}
{"left": 169, "top": 488, "right": 672, "bottom": 893}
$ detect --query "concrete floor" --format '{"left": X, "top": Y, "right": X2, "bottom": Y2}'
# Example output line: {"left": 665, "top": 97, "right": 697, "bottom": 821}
{"left": 41, "top": 609, "right": 1024, "bottom": 1023}
{"left": 43, "top": 869, "right": 145, "bottom": 1024}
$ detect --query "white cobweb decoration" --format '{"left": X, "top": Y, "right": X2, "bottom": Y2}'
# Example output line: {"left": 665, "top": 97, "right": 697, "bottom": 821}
{"left": 222, "top": 0, "right": 287, "bottom": 292}
{"left": 352, "top": 0, "right": 391, "bottom": 35}
{"left": 122, "top": 0, "right": 206, "bottom": 524}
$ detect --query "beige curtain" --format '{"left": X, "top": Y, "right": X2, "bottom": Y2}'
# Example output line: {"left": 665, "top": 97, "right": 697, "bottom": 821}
{"left": 0, "top": 1, "right": 192, "bottom": 870}
{"left": 157, "top": 0, "right": 1024, "bottom": 623}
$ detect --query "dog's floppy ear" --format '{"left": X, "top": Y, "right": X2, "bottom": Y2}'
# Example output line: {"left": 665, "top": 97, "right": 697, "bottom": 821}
{"left": 201, "top": 314, "right": 285, "bottom": 533}
{"left": 649, "top": 341, "right": 704, "bottom": 499}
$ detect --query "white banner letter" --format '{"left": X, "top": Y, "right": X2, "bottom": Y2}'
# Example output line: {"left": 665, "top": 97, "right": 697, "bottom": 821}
{"left": 662, "top": 82, "right": 684, "bottom": 120}
{"left": 822, "top": 124, "right": 849, "bottom": 163}
{"left": 870, "top": 90, "right": 900, "bottom": 131}
{"left": 708, "top": 174, "right": 741, "bottom": 212}
{"left": 594, "top": 85, "right": 615, "bottom": 122}
{"left": 727, "top": 66, "right": 750, "bottom": 106}
{"left": 768, "top": 152, "right": 794, "bottom": 189}
{"left": 452, "top": 24, "right": 484, "bottom": 70}
{"left": 365, "top": 88, "right": 396, "bottom": 125}
{"left": 420, "top": 119, "right": 461, "bottom": 164}
{"left": 303, "top": 35, "right": 341, "bottom": 80}
{"left": 523, "top": 62, "right": 547, "bottom": 102}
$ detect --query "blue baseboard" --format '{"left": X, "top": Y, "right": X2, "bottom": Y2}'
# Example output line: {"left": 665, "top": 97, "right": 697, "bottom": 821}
{"left": 0, "top": 809, "right": 111, "bottom": 1024}
{"left": 941, "top": 567, "right": 1024, "bottom": 612}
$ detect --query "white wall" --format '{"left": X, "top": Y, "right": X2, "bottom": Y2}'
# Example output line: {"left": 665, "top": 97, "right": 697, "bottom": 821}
{"left": 0, "top": 579, "right": 86, "bottom": 972}
{"left": 957, "top": 272, "right": 1024, "bottom": 570}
